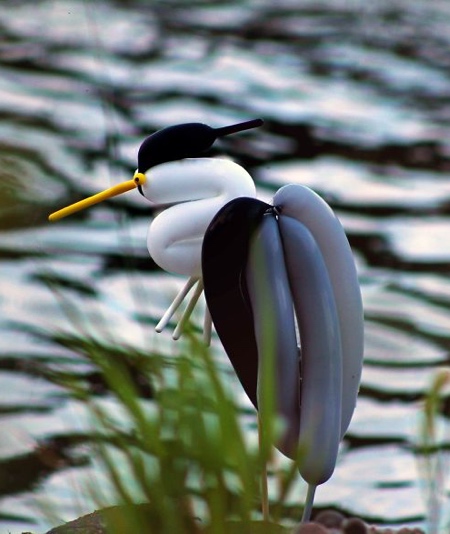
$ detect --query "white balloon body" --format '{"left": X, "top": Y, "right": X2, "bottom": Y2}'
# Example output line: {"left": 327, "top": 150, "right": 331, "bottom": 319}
{"left": 273, "top": 185, "right": 364, "bottom": 438}
{"left": 141, "top": 158, "right": 256, "bottom": 277}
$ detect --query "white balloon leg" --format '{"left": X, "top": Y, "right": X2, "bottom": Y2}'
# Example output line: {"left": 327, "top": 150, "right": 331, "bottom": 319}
{"left": 155, "top": 276, "right": 198, "bottom": 333}
{"left": 155, "top": 276, "right": 206, "bottom": 341}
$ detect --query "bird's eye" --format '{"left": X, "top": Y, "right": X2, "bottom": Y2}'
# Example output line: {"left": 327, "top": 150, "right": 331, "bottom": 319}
{"left": 133, "top": 171, "right": 147, "bottom": 196}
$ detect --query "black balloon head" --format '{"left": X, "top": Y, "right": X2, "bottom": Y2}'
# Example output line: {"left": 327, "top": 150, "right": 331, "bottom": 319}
{"left": 137, "top": 118, "right": 263, "bottom": 173}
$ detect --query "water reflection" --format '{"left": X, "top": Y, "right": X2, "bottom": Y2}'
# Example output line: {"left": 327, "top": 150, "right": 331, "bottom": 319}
{"left": 1, "top": 0, "right": 450, "bottom": 531}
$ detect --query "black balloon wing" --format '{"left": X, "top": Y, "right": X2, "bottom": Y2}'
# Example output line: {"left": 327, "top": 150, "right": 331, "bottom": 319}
{"left": 201, "top": 197, "right": 270, "bottom": 408}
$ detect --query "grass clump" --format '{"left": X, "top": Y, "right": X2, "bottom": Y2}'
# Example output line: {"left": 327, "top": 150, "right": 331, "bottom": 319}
{"left": 48, "top": 329, "right": 301, "bottom": 534}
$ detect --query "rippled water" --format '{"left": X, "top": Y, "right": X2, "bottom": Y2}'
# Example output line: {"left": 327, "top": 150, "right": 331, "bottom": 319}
{"left": 2, "top": 0, "right": 450, "bottom": 531}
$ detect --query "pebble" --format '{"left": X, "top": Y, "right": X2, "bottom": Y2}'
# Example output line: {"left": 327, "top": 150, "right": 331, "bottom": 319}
{"left": 292, "top": 514, "right": 427, "bottom": 534}
{"left": 294, "top": 523, "right": 329, "bottom": 533}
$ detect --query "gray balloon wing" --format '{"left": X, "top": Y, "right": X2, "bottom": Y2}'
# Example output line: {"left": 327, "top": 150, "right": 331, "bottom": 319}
{"left": 245, "top": 215, "right": 301, "bottom": 458}
{"left": 246, "top": 214, "right": 342, "bottom": 484}
{"left": 279, "top": 215, "right": 342, "bottom": 485}
{"left": 274, "top": 184, "right": 364, "bottom": 438}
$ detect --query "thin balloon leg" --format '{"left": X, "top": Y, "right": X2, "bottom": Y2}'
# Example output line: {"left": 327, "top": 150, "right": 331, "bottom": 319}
{"left": 300, "top": 484, "right": 316, "bottom": 523}
{"left": 203, "top": 304, "right": 212, "bottom": 346}
{"left": 258, "top": 415, "right": 270, "bottom": 521}
{"left": 155, "top": 276, "right": 198, "bottom": 333}
{"left": 173, "top": 279, "right": 204, "bottom": 340}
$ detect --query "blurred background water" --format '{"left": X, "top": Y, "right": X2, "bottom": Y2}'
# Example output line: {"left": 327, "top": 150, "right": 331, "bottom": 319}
{"left": 1, "top": 0, "right": 450, "bottom": 531}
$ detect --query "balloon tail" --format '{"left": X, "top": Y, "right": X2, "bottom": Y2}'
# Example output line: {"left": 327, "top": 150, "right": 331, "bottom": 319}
{"left": 215, "top": 118, "right": 263, "bottom": 138}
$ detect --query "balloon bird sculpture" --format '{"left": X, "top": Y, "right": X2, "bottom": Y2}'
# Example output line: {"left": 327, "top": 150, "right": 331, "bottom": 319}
{"left": 49, "top": 119, "right": 364, "bottom": 523}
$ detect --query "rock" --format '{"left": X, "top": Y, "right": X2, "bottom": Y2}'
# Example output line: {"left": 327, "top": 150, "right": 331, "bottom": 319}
{"left": 44, "top": 504, "right": 157, "bottom": 534}
{"left": 293, "top": 522, "right": 328, "bottom": 533}
{"left": 342, "top": 518, "right": 368, "bottom": 534}
{"left": 315, "top": 510, "right": 345, "bottom": 529}
{"left": 40, "top": 507, "right": 426, "bottom": 533}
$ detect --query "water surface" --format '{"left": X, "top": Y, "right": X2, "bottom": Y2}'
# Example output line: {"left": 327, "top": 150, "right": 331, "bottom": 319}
{"left": 1, "top": 0, "right": 450, "bottom": 531}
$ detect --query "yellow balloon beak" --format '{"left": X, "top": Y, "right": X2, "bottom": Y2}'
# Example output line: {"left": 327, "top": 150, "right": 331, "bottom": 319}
{"left": 48, "top": 172, "right": 147, "bottom": 222}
